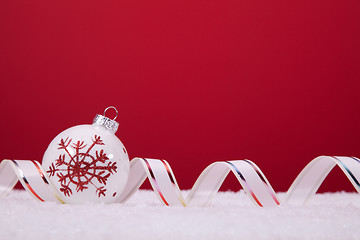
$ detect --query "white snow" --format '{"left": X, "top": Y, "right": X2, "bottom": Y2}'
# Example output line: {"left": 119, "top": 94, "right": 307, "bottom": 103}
{"left": 0, "top": 190, "right": 360, "bottom": 240}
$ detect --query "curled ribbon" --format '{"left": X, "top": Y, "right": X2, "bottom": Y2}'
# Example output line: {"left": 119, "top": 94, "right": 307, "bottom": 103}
{"left": 0, "top": 156, "right": 359, "bottom": 207}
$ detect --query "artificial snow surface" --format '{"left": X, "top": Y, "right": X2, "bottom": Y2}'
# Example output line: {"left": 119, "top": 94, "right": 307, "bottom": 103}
{"left": 1, "top": 190, "right": 360, "bottom": 240}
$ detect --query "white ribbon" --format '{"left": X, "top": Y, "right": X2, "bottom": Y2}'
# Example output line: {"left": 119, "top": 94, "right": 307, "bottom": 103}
{"left": 0, "top": 156, "right": 359, "bottom": 207}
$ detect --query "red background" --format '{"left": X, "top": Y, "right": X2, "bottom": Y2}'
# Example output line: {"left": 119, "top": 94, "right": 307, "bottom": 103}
{"left": 1, "top": 0, "right": 360, "bottom": 192}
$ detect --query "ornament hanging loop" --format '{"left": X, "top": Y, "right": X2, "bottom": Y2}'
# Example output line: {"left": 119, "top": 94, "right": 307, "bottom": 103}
{"left": 104, "top": 106, "right": 118, "bottom": 120}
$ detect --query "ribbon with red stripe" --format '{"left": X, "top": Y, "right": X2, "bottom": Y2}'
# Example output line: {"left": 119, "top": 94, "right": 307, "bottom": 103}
{"left": 0, "top": 156, "right": 359, "bottom": 207}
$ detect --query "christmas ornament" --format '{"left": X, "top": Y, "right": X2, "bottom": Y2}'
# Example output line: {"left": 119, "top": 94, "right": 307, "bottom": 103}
{"left": 41, "top": 106, "right": 129, "bottom": 203}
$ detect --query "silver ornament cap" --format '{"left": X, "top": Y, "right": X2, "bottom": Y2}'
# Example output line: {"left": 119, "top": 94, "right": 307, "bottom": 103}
{"left": 93, "top": 106, "right": 119, "bottom": 133}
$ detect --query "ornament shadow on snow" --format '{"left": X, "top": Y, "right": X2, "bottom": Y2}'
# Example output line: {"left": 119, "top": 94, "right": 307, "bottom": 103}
{"left": 0, "top": 107, "right": 360, "bottom": 206}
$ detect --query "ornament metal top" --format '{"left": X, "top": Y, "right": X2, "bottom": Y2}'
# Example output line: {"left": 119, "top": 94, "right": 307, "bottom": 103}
{"left": 42, "top": 106, "right": 130, "bottom": 204}
{"left": 93, "top": 106, "right": 119, "bottom": 133}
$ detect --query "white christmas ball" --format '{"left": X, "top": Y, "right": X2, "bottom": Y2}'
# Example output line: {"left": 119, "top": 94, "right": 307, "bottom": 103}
{"left": 42, "top": 115, "right": 129, "bottom": 204}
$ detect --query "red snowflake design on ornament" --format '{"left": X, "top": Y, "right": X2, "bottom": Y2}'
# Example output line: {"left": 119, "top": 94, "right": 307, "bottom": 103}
{"left": 47, "top": 135, "right": 117, "bottom": 197}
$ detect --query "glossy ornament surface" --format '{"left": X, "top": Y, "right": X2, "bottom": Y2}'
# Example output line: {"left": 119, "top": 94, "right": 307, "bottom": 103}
{"left": 42, "top": 107, "right": 129, "bottom": 203}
